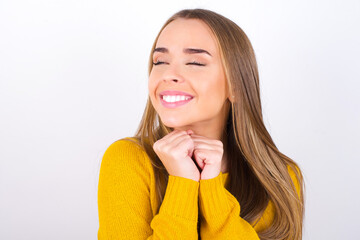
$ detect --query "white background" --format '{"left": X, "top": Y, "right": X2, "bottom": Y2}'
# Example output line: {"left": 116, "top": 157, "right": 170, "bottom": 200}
{"left": 1, "top": 0, "right": 359, "bottom": 239}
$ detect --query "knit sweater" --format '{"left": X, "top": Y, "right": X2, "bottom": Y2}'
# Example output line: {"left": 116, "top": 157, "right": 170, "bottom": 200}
{"left": 97, "top": 137, "right": 300, "bottom": 239}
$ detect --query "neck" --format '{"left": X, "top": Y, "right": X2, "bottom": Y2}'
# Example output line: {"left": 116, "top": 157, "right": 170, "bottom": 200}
{"left": 222, "top": 132, "right": 229, "bottom": 173}
{"left": 172, "top": 100, "right": 231, "bottom": 172}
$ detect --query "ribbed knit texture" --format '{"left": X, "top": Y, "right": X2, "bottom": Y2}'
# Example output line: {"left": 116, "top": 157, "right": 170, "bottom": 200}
{"left": 97, "top": 137, "right": 300, "bottom": 239}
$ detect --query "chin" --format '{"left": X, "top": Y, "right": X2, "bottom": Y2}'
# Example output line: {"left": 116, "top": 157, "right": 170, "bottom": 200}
{"left": 162, "top": 121, "right": 184, "bottom": 129}
{"left": 160, "top": 117, "right": 188, "bottom": 129}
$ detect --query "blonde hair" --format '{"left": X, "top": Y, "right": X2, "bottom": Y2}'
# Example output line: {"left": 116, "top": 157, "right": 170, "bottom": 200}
{"left": 125, "top": 8, "right": 304, "bottom": 240}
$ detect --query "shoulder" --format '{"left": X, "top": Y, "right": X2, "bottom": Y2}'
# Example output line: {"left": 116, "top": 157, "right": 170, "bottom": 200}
{"left": 98, "top": 138, "right": 155, "bottom": 219}
{"left": 100, "top": 137, "right": 153, "bottom": 179}
{"left": 286, "top": 164, "right": 302, "bottom": 198}
{"left": 104, "top": 137, "right": 145, "bottom": 155}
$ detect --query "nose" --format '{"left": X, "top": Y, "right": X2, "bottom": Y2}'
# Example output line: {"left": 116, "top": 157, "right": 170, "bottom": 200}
{"left": 161, "top": 63, "right": 184, "bottom": 83}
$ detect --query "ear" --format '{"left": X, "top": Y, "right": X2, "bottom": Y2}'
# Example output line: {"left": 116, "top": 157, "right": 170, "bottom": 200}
{"left": 228, "top": 94, "right": 235, "bottom": 103}
{"left": 226, "top": 86, "right": 235, "bottom": 103}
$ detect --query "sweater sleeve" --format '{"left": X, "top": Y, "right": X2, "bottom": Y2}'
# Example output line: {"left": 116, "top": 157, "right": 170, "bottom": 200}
{"left": 97, "top": 139, "right": 200, "bottom": 240}
{"left": 199, "top": 166, "right": 303, "bottom": 239}
{"left": 198, "top": 172, "right": 260, "bottom": 240}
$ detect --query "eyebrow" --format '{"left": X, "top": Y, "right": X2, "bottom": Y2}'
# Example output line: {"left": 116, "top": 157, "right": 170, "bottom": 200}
{"left": 153, "top": 47, "right": 212, "bottom": 57}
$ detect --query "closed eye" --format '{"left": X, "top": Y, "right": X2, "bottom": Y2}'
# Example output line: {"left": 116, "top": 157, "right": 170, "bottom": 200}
{"left": 187, "top": 61, "right": 206, "bottom": 66}
{"left": 152, "top": 61, "right": 166, "bottom": 66}
{"left": 152, "top": 61, "right": 206, "bottom": 66}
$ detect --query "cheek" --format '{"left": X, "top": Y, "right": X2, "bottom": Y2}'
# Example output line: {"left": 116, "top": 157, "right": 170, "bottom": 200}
{"left": 196, "top": 76, "right": 227, "bottom": 109}
{"left": 148, "top": 78, "right": 153, "bottom": 93}
{"left": 148, "top": 73, "right": 157, "bottom": 96}
{"left": 198, "top": 72, "right": 226, "bottom": 98}
{"left": 202, "top": 87, "right": 224, "bottom": 106}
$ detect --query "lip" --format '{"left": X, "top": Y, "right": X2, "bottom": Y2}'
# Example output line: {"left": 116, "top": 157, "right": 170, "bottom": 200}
{"left": 160, "top": 95, "right": 194, "bottom": 109}
{"left": 158, "top": 90, "right": 195, "bottom": 109}
{"left": 159, "top": 90, "right": 194, "bottom": 98}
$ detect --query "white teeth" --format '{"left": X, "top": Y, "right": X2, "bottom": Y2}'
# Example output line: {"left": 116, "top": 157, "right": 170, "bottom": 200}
{"left": 162, "top": 95, "right": 192, "bottom": 103}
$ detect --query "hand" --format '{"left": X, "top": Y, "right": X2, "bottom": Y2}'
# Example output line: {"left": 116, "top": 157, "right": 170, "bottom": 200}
{"left": 153, "top": 129, "right": 200, "bottom": 182}
{"left": 189, "top": 132, "right": 224, "bottom": 180}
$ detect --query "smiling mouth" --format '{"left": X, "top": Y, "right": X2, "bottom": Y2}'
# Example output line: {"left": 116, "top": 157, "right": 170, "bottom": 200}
{"left": 159, "top": 95, "right": 194, "bottom": 108}
{"left": 160, "top": 95, "right": 194, "bottom": 102}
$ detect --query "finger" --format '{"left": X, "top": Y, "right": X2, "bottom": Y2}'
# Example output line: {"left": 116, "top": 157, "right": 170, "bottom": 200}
{"left": 187, "top": 134, "right": 211, "bottom": 139}
{"left": 174, "top": 136, "right": 195, "bottom": 157}
{"left": 193, "top": 141, "right": 223, "bottom": 152}
{"left": 169, "top": 129, "right": 196, "bottom": 148}
{"left": 187, "top": 129, "right": 194, "bottom": 135}
{"left": 190, "top": 135, "right": 224, "bottom": 147}
{"left": 193, "top": 149, "right": 206, "bottom": 169}
{"left": 154, "top": 130, "right": 188, "bottom": 152}
{"left": 161, "top": 130, "right": 188, "bottom": 146}
{"left": 194, "top": 149, "right": 222, "bottom": 165}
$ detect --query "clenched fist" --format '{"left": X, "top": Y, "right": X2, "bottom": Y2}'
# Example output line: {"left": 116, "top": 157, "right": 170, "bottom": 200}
{"left": 190, "top": 134, "right": 224, "bottom": 180}
{"left": 153, "top": 129, "right": 225, "bottom": 181}
{"left": 153, "top": 129, "right": 200, "bottom": 182}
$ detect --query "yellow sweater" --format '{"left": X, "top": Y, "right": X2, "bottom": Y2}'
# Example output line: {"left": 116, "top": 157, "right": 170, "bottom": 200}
{"left": 97, "top": 137, "right": 300, "bottom": 239}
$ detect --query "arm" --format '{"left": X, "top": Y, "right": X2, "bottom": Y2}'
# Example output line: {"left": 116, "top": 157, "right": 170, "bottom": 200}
{"left": 199, "top": 166, "right": 302, "bottom": 239}
{"left": 97, "top": 140, "right": 199, "bottom": 240}
{"left": 198, "top": 172, "right": 260, "bottom": 240}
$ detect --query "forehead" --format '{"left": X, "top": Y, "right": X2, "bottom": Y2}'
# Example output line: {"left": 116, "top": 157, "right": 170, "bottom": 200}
{"left": 155, "top": 18, "right": 218, "bottom": 55}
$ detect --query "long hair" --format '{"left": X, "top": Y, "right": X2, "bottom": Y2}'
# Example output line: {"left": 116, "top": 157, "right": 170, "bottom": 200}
{"left": 125, "top": 8, "right": 304, "bottom": 240}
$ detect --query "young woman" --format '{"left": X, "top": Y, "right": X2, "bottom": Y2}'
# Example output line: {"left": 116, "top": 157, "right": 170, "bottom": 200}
{"left": 98, "top": 8, "right": 304, "bottom": 240}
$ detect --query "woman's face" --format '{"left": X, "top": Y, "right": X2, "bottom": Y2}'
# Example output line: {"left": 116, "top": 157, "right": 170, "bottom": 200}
{"left": 148, "top": 18, "right": 230, "bottom": 130}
